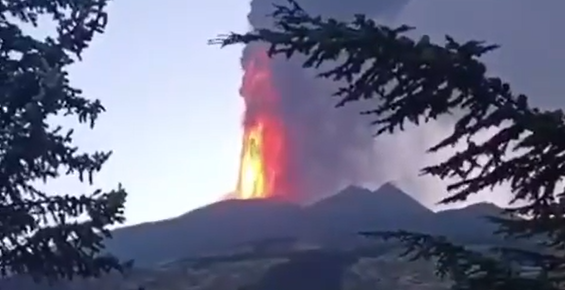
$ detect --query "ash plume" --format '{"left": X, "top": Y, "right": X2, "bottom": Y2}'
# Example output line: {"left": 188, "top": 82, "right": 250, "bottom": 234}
{"left": 243, "top": 0, "right": 565, "bottom": 208}
{"left": 243, "top": 0, "right": 410, "bottom": 203}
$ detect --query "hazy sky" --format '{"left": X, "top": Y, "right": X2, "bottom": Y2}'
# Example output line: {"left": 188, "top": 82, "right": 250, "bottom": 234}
{"left": 45, "top": 0, "right": 249, "bottom": 225}
{"left": 43, "top": 0, "right": 565, "bottom": 226}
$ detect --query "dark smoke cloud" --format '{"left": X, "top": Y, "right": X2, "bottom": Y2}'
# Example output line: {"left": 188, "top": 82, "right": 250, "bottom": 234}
{"left": 243, "top": 0, "right": 410, "bottom": 203}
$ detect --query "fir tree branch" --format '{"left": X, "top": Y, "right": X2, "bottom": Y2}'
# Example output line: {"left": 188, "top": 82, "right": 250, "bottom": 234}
{"left": 362, "top": 231, "right": 558, "bottom": 290}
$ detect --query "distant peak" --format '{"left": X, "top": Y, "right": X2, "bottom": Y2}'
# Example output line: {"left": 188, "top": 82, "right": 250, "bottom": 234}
{"left": 374, "top": 182, "right": 403, "bottom": 194}
{"left": 339, "top": 185, "right": 372, "bottom": 196}
{"left": 371, "top": 182, "right": 431, "bottom": 213}
{"left": 463, "top": 202, "right": 503, "bottom": 213}
{"left": 343, "top": 184, "right": 369, "bottom": 191}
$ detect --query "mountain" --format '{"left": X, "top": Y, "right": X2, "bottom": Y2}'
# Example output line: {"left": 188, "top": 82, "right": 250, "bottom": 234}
{"left": 0, "top": 183, "right": 512, "bottom": 290}
{"left": 303, "top": 183, "right": 435, "bottom": 246}
{"left": 434, "top": 202, "right": 504, "bottom": 244}
{"left": 308, "top": 183, "right": 434, "bottom": 228}
{"left": 106, "top": 198, "right": 303, "bottom": 266}
{"left": 104, "top": 183, "right": 504, "bottom": 267}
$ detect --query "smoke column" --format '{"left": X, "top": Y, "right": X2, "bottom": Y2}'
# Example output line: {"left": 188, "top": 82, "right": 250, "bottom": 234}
{"left": 237, "top": 0, "right": 565, "bottom": 209}
{"left": 239, "top": 0, "right": 411, "bottom": 203}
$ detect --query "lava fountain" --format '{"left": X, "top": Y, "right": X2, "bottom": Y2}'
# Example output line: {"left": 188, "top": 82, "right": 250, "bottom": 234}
{"left": 233, "top": 48, "right": 291, "bottom": 199}
{"left": 223, "top": 0, "right": 414, "bottom": 203}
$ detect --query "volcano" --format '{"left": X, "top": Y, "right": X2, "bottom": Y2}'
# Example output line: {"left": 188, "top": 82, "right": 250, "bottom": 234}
{"left": 305, "top": 184, "right": 435, "bottom": 237}
{"left": 104, "top": 184, "right": 505, "bottom": 266}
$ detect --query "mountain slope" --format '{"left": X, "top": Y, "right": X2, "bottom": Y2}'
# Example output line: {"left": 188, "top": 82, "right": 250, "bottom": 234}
{"left": 0, "top": 184, "right": 512, "bottom": 290}
{"left": 303, "top": 184, "right": 435, "bottom": 246}
{"left": 106, "top": 198, "right": 303, "bottom": 266}
{"left": 104, "top": 184, "right": 504, "bottom": 266}
{"left": 434, "top": 202, "right": 504, "bottom": 244}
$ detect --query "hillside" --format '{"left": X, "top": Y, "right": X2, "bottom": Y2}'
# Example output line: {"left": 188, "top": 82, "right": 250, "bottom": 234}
{"left": 433, "top": 202, "right": 504, "bottom": 244}
{"left": 103, "top": 183, "right": 504, "bottom": 266}
{"left": 2, "top": 248, "right": 450, "bottom": 290}
{"left": 306, "top": 184, "right": 435, "bottom": 233}
{"left": 0, "top": 183, "right": 511, "bottom": 289}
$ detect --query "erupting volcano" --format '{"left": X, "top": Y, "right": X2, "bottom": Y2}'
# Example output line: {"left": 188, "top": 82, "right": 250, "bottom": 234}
{"left": 234, "top": 48, "right": 290, "bottom": 199}
{"left": 227, "top": 0, "right": 412, "bottom": 203}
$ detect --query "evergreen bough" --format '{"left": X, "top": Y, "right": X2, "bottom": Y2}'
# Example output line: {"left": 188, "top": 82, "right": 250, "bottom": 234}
{"left": 0, "top": 0, "right": 128, "bottom": 282}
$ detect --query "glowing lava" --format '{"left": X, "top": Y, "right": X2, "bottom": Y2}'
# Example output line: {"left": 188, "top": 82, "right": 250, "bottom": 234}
{"left": 237, "top": 124, "right": 267, "bottom": 198}
{"left": 234, "top": 48, "right": 289, "bottom": 199}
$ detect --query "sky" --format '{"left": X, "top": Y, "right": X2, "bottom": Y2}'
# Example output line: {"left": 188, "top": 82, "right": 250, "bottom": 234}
{"left": 45, "top": 0, "right": 250, "bottom": 226}
{"left": 42, "top": 0, "right": 565, "bottom": 226}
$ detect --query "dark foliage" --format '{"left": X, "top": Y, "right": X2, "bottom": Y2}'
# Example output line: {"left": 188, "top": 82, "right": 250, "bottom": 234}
{"left": 245, "top": 250, "right": 356, "bottom": 290}
{"left": 0, "top": 0, "right": 128, "bottom": 282}
{"left": 211, "top": 0, "right": 565, "bottom": 289}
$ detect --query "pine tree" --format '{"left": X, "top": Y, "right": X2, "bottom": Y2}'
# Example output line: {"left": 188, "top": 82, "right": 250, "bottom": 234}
{"left": 0, "top": 0, "right": 128, "bottom": 282}
{"left": 212, "top": 1, "right": 565, "bottom": 289}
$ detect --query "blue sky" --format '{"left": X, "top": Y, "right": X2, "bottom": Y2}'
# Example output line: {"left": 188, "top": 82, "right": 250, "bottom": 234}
{"left": 46, "top": 0, "right": 250, "bottom": 225}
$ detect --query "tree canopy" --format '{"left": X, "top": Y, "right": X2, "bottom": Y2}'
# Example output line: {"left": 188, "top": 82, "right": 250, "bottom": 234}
{"left": 211, "top": 1, "right": 565, "bottom": 289}
{"left": 0, "top": 0, "right": 128, "bottom": 282}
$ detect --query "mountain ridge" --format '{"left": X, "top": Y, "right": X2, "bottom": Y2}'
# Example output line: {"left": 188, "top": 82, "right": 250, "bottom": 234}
{"left": 0, "top": 183, "right": 511, "bottom": 290}
{"left": 104, "top": 183, "right": 506, "bottom": 266}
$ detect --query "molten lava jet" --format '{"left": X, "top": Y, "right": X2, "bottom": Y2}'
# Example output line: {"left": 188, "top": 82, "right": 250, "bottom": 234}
{"left": 234, "top": 48, "right": 290, "bottom": 199}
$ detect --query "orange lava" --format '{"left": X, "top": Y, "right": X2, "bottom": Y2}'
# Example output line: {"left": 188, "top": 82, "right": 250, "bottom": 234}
{"left": 234, "top": 49, "right": 288, "bottom": 199}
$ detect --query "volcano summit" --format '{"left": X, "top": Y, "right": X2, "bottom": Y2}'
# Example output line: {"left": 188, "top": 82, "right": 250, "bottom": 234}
{"left": 105, "top": 183, "right": 503, "bottom": 266}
